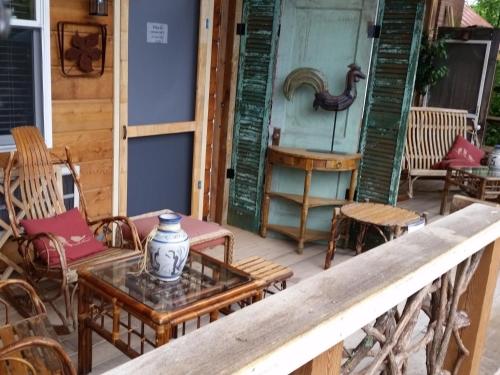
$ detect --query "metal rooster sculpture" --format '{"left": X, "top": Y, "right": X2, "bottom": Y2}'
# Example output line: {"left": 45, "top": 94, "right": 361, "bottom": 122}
{"left": 283, "top": 64, "right": 366, "bottom": 112}
{"left": 283, "top": 64, "right": 366, "bottom": 153}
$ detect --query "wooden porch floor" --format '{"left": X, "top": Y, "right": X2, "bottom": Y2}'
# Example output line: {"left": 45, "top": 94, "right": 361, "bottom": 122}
{"left": 11, "top": 181, "right": 500, "bottom": 374}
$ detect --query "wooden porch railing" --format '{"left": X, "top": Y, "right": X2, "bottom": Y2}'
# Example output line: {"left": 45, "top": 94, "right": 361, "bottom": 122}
{"left": 105, "top": 203, "right": 500, "bottom": 375}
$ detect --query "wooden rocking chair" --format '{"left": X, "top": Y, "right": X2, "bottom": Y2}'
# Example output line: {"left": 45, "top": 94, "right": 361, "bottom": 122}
{"left": 4, "top": 127, "right": 142, "bottom": 332}
{"left": 0, "top": 279, "right": 76, "bottom": 374}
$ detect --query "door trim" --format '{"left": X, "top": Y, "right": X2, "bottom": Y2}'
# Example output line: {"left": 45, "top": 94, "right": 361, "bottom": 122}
{"left": 117, "top": 0, "right": 214, "bottom": 218}
{"left": 444, "top": 39, "right": 491, "bottom": 130}
{"left": 127, "top": 122, "right": 196, "bottom": 138}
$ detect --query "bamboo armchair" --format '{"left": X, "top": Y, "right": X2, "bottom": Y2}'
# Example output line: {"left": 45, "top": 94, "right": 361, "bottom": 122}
{"left": 4, "top": 127, "right": 142, "bottom": 332}
{"left": 0, "top": 279, "right": 75, "bottom": 374}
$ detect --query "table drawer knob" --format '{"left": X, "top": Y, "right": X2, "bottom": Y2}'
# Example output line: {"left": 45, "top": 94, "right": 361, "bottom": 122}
{"left": 336, "top": 161, "right": 342, "bottom": 168}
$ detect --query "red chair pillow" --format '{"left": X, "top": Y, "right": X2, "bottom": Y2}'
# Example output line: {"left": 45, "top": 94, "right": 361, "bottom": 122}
{"left": 21, "top": 208, "right": 106, "bottom": 266}
{"left": 432, "top": 135, "right": 484, "bottom": 170}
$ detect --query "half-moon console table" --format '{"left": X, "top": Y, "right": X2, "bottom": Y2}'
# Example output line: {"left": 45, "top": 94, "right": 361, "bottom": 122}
{"left": 260, "top": 146, "right": 361, "bottom": 253}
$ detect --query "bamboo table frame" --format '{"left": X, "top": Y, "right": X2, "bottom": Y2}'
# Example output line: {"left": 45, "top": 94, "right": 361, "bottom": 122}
{"left": 77, "top": 251, "right": 264, "bottom": 374}
{"left": 260, "top": 146, "right": 361, "bottom": 253}
{"left": 324, "top": 203, "right": 425, "bottom": 269}
{"left": 440, "top": 166, "right": 500, "bottom": 215}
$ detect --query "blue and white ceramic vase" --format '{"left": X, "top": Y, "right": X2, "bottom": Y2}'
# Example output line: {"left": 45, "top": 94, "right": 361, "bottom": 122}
{"left": 148, "top": 213, "right": 189, "bottom": 281}
{"left": 488, "top": 145, "right": 500, "bottom": 171}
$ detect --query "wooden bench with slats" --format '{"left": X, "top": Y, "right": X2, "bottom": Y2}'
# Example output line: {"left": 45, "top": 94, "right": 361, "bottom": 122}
{"left": 404, "top": 107, "right": 470, "bottom": 197}
{"left": 234, "top": 256, "right": 293, "bottom": 293}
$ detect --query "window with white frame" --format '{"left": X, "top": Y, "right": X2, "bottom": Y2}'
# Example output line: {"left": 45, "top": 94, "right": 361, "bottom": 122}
{"left": 0, "top": 0, "right": 51, "bottom": 150}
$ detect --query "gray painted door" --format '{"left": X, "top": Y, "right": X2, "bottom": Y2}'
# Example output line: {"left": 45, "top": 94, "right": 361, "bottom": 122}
{"left": 121, "top": 0, "right": 212, "bottom": 218}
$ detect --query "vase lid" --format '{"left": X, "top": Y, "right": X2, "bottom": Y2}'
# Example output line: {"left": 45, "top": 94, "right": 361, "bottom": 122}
{"left": 159, "top": 213, "right": 182, "bottom": 224}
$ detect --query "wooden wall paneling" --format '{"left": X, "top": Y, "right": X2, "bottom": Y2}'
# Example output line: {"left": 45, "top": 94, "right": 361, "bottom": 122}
{"left": 216, "top": 0, "right": 242, "bottom": 224}
{"left": 192, "top": 0, "right": 215, "bottom": 219}
{"left": 51, "top": 68, "right": 114, "bottom": 100}
{"left": 84, "top": 186, "right": 113, "bottom": 219}
{"left": 78, "top": 160, "right": 114, "bottom": 191}
{"left": 51, "top": 0, "right": 115, "bottom": 219}
{"left": 50, "top": 0, "right": 114, "bottom": 29}
{"left": 52, "top": 100, "right": 113, "bottom": 132}
{"left": 203, "top": 0, "right": 221, "bottom": 220}
{"left": 118, "top": 0, "right": 129, "bottom": 216}
{"left": 204, "top": 0, "right": 232, "bottom": 221}
{"left": 52, "top": 130, "right": 113, "bottom": 163}
{"left": 210, "top": 0, "right": 233, "bottom": 222}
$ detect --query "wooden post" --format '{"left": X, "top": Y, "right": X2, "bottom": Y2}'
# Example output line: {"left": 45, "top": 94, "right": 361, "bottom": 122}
{"left": 291, "top": 342, "right": 343, "bottom": 375}
{"left": 444, "top": 239, "right": 500, "bottom": 375}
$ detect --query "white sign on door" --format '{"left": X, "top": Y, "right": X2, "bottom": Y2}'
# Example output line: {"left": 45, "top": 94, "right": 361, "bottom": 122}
{"left": 147, "top": 22, "right": 168, "bottom": 44}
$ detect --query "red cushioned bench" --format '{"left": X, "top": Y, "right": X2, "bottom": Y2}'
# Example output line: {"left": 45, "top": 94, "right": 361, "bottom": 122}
{"left": 124, "top": 209, "right": 234, "bottom": 264}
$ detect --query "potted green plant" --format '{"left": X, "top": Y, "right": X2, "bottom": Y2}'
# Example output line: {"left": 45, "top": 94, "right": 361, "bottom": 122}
{"left": 415, "top": 33, "right": 448, "bottom": 105}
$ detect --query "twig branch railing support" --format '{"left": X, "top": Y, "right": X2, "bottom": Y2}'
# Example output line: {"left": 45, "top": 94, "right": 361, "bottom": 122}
{"left": 104, "top": 203, "right": 500, "bottom": 375}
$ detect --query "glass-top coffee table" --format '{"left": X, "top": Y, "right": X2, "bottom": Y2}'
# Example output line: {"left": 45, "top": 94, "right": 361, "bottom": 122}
{"left": 440, "top": 166, "right": 500, "bottom": 214}
{"left": 77, "top": 251, "right": 263, "bottom": 374}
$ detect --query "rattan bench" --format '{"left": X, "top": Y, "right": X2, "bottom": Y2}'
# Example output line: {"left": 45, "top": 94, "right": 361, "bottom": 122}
{"left": 404, "top": 107, "right": 470, "bottom": 197}
{"left": 234, "top": 256, "right": 293, "bottom": 293}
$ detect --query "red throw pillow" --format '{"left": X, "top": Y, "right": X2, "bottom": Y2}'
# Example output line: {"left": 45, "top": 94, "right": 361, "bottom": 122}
{"left": 21, "top": 208, "right": 106, "bottom": 266}
{"left": 432, "top": 135, "right": 484, "bottom": 170}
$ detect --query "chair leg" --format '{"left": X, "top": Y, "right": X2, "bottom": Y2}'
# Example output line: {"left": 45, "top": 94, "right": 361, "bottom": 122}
{"left": 62, "top": 284, "right": 75, "bottom": 333}
{"left": 408, "top": 175, "right": 413, "bottom": 198}
{"left": 325, "top": 209, "right": 341, "bottom": 270}
{"left": 70, "top": 284, "right": 79, "bottom": 331}
{"left": 224, "top": 235, "right": 234, "bottom": 264}
{"left": 355, "top": 224, "right": 369, "bottom": 255}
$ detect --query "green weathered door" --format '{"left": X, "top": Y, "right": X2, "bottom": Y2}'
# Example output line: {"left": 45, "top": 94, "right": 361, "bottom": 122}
{"left": 357, "top": 0, "right": 425, "bottom": 204}
{"left": 227, "top": 0, "right": 282, "bottom": 231}
{"left": 268, "top": 0, "right": 379, "bottom": 232}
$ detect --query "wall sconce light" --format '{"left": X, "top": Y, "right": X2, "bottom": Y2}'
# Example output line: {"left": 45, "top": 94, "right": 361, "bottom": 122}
{"left": 89, "top": 0, "right": 108, "bottom": 16}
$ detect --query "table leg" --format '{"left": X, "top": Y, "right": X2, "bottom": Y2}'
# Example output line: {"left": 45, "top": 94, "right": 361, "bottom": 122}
{"left": 440, "top": 169, "right": 452, "bottom": 215}
{"left": 260, "top": 160, "right": 273, "bottom": 238}
{"left": 325, "top": 208, "right": 341, "bottom": 270}
{"left": 78, "top": 283, "right": 92, "bottom": 375}
{"left": 348, "top": 167, "right": 359, "bottom": 202}
{"left": 390, "top": 225, "right": 403, "bottom": 241}
{"left": 156, "top": 324, "right": 171, "bottom": 347}
{"left": 253, "top": 290, "right": 264, "bottom": 303}
{"left": 478, "top": 178, "right": 487, "bottom": 201}
{"left": 210, "top": 310, "right": 220, "bottom": 322}
{"left": 298, "top": 170, "right": 312, "bottom": 253}
{"left": 355, "top": 224, "right": 369, "bottom": 255}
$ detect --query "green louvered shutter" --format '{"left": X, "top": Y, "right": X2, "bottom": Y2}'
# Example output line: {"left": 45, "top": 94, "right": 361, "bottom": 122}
{"left": 227, "top": 0, "right": 281, "bottom": 231}
{"left": 357, "top": 0, "right": 425, "bottom": 204}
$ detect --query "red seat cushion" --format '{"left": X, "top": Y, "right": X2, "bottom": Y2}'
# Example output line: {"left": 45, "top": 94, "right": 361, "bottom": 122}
{"left": 432, "top": 135, "right": 485, "bottom": 170}
{"left": 21, "top": 208, "right": 106, "bottom": 266}
{"left": 125, "top": 214, "right": 225, "bottom": 250}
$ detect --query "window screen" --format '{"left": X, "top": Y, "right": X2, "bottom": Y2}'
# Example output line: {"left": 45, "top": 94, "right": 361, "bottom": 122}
{"left": 8, "top": 0, "right": 35, "bottom": 21}
{"left": 0, "top": 28, "right": 36, "bottom": 137}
